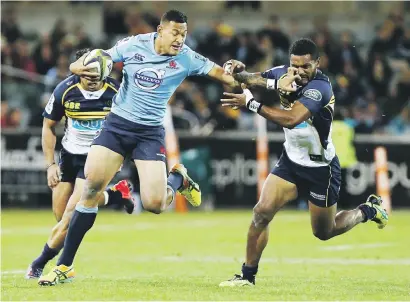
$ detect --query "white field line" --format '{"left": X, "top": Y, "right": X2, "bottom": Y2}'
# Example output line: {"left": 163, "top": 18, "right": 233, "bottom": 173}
{"left": 3, "top": 256, "right": 410, "bottom": 276}
{"left": 0, "top": 215, "right": 303, "bottom": 235}
{"left": 320, "top": 243, "right": 394, "bottom": 251}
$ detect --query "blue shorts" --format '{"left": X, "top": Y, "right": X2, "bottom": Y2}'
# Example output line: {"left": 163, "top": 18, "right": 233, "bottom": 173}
{"left": 92, "top": 113, "right": 166, "bottom": 162}
{"left": 271, "top": 151, "right": 341, "bottom": 207}
{"left": 59, "top": 148, "right": 86, "bottom": 183}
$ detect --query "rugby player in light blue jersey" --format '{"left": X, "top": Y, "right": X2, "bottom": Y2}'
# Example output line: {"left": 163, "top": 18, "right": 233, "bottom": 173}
{"left": 38, "top": 10, "right": 300, "bottom": 286}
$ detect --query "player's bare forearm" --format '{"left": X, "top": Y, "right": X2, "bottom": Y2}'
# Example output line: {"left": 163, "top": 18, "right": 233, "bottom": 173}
{"left": 258, "top": 106, "right": 296, "bottom": 128}
{"left": 258, "top": 103, "right": 310, "bottom": 129}
{"left": 42, "top": 119, "right": 58, "bottom": 166}
{"left": 207, "top": 65, "right": 241, "bottom": 90}
{"left": 233, "top": 71, "right": 267, "bottom": 89}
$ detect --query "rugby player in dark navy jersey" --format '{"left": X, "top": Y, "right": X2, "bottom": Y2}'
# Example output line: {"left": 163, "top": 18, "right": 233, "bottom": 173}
{"left": 25, "top": 49, "right": 135, "bottom": 280}
{"left": 219, "top": 38, "right": 388, "bottom": 287}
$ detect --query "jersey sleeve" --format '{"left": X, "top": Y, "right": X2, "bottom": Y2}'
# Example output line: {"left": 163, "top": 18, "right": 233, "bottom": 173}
{"left": 261, "top": 65, "right": 286, "bottom": 80}
{"left": 42, "top": 87, "right": 65, "bottom": 121}
{"left": 106, "top": 76, "right": 121, "bottom": 91}
{"left": 106, "top": 36, "right": 136, "bottom": 63}
{"left": 188, "top": 50, "right": 215, "bottom": 76}
{"left": 298, "top": 80, "right": 332, "bottom": 115}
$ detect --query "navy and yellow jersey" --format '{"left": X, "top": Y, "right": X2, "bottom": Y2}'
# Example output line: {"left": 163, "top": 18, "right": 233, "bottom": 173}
{"left": 262, "top": 65, "right": 336, "bottom": 167}
{"left": 43, "top": 75, "right": 120, "bottom": 155}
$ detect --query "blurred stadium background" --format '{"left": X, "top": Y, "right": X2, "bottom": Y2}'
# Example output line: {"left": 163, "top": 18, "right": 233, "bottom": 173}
{"left": 1, "top": 2, "right": 410, "bottom": 301}
{"left": 1, "top": 1, "right": 409, "bottom": 211}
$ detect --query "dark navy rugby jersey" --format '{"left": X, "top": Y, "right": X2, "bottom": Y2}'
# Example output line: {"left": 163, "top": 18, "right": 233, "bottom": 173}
{"left": 261, "top": 65, "right": 336, "bottom": 167}
{"left": 43, "top": 75, "right": 120, "bottom": 154}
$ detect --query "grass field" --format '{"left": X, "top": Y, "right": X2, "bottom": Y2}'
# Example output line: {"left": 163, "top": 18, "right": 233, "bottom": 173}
{"left": 1, "top": 209, "right": 410, "bottom": 301}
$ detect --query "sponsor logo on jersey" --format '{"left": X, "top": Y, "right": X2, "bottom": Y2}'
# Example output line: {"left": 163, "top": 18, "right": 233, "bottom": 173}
{"left": 72, "top": 119, "right": 104, "bottom": 131}
{"left": 133, "top": 53, "right": 145, "bottom": 62}
{"left": 303, "top": 89, "right": 322, "bottom": 102}
{"left": 134, "top": 68, "right": 165, "bottom": 90}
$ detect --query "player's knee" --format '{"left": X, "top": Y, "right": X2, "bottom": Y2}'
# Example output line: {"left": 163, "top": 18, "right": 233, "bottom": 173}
{"left": 142, "top": 195, "right": 166, "bottom": 214}
{"left": 312, "top": 229, "right": 332, "bottom": 241}
{"left": 252, "top": 203, "right": 274, "bottom": 228}
{"left": 83, "top": 175, "right": 105, "bottom": 200}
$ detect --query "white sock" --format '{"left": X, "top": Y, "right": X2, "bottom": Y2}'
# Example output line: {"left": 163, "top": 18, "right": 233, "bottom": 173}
{"left": 103, "top": 191, "right": 109, "bottom": 205}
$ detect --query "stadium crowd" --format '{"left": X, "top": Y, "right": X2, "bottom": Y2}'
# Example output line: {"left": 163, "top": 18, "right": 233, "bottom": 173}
{"left": 1, "top": 6, "right": 410, "bottom": 135}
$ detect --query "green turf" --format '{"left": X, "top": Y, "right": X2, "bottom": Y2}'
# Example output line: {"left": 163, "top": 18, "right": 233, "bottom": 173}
{"left": 2, "top": 209, "right": 410, "bottom": 301}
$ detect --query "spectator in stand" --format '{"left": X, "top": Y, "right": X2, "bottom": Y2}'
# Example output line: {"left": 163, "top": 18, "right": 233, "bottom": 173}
{"left": 73, "top": 24, "right": 93, "bottom": 50}
{"left": 32, "top": 34, "right": 56, "bottom": 75}
{"left": 235, "top": 31, "right": 264, "bottom": 69}
{"left": 1, "top": 101, "right": 10, "bottom": 128}
{"left": 44, "top": 53, "right": 70, "bottom": 93}
{"left": 367, "top": 53, "right": 393, "bottom": 99}
{"left": 2, "top": 107, "right": 23, "bottom": 129}
{"left": 50, "top": 19, "right": 68, "bottom": 55}
{"left": 11, "top": 39, "right": 36, "bottom": 75}
{"left": 331, "top": 31, "right": 363, "bottom": 76}
{"left": 1, "top": 8, "right": 21, "bottom": 43}
{"left": 258, "top": 15, "right": 290, "bottom": 53}
{"left": 368, "top": 23, "right": 395, "bottom": 62}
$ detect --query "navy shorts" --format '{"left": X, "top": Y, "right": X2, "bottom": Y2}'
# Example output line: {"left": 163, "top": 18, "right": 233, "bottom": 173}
{"left": 59, "top": 148, "right": 87, "bottom": 183}
{"left": 92, "top": 113, "right": 166, "bottom": 162}
{"left": 271, "top": 151, "right": 341, "bottom": 207}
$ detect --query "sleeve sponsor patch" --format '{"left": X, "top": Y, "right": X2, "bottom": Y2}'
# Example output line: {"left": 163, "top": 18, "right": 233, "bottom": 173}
{"left": 45, "top": 94, "right": 55, "bottom": 114}
{"left": 115, "top": 36, "right": 131, "bottom": 47}
{"left": 194, "top": 53, "right": 207, "bottom": 62}
{"left": 303, "top": 89, "right": 322, "bottom": 102}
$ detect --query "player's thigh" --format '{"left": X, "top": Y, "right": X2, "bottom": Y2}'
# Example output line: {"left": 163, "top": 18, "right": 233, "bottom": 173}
{"left": 255, "top": 173, "right": 298, "bottom": 218}
{"left": 308, "top": 202, "right": 337, "bottom": 239}
{"left": 307, "top": 156, "right": 342, "bottom": 236}
{"left": 257, "top": 151, "right": 299, "bottom": 216}
{"left": 134, "top": 159, "right": 167, "bottom": 208}
{"left": 52, "top": 182, "right": 74, "bottom": 222}
{"left": 83, "top": 145, "right": 124, "bottom": 191}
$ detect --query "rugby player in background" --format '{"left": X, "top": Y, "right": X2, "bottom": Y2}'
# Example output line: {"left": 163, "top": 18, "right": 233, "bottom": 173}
{"left": 25, "top": 49, "right": 134, "bottom": 280}
{"left": 219, "top": 38, "right": 389, "bottom": 287}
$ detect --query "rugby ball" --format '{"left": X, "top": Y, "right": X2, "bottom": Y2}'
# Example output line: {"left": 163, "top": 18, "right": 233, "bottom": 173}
{"left": 83, "top": 49, "right": 113, "bottom": 81}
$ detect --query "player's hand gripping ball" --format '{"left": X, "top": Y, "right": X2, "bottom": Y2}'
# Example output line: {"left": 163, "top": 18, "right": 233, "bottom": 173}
{"left": 83, "top": 49, "right": 113, "bottom": 81}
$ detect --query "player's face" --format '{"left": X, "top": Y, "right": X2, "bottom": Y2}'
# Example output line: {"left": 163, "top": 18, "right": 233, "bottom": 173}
{"left": 80, "top": 77, "right": 103, "bottom": 91}
{"left": 290, "top": 54, "right": 319, "bottom": 86}
{"left": 158, "top": 21, "right": 187, "bottom": 56}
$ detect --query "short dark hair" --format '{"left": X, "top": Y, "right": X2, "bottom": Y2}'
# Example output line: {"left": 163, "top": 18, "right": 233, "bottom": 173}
{"left": 75, "top": 48, "right": 91, "bottom": 60}
{"left": 289, "top": 38, "right": 319, "bottom": 60}
{"left": 160, "top": 10, "right": 187, "bottom": 24}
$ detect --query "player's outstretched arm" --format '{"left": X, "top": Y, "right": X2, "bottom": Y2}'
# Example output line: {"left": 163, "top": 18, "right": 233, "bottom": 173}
{"left": 69, "top": 52, "right": 100, "bottom": 80}
{"left": 221, "top": 88, "right": 311, "bottom": 129}
{"left": 233, "top": 71, "right": 267, "bottom": 89}
{"left": 224, "top": 60, "right": 299, "bottom": 92}
{"left": 206, "top": 64, "right": 241, "bottom": 89}
{"left": 222, "top": 59, "right": 267, "bottom": 89}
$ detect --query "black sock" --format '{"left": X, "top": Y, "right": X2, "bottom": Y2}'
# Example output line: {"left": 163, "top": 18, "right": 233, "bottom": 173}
{"left": 167, "top": 172, "right": 183, "bottom": 192}
{"left": 31, "top": 243, "right": 60, "bottom": 269}
{"left": 57, "top": 207, "right": 97, "bottom": 266}
{"left": 358, "top": 204, "right": 377, "bottom": 222}
{"left": 105, "top": 189, "right": 123, "bottom": 206}
{"left": 241, "top": 263, "right": 258, "bottom": 284}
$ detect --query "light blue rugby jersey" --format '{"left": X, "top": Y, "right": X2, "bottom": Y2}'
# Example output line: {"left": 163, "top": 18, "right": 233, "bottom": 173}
{"left": 106, "top": 32, "right": 215, "bottom": 126}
